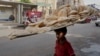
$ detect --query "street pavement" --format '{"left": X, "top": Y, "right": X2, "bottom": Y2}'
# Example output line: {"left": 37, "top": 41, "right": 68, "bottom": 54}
{"left": 0, "top": 22, "right": 25, "bottom": 37}
{"left": 0, "top": 21, "right": 100, "bottom": 56}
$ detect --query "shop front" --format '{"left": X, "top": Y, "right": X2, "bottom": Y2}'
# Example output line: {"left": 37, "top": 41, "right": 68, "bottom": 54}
{"left": 0, "top": 1, "right": 36, "bottom": 23}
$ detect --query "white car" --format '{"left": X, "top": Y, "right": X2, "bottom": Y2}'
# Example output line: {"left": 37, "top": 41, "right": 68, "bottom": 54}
{"left": 95, "top": 19, "right": 100, "bottom": 26}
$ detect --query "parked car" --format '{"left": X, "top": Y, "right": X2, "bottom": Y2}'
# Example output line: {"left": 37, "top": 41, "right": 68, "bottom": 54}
{"left": 95, "top": 19, "right": 100, "bottom": 26}
{"left": 91, "top": 16, "right": 97, "bottom": 20}
{"left": 78, "top": 17, "right": 91, "bottom": 23}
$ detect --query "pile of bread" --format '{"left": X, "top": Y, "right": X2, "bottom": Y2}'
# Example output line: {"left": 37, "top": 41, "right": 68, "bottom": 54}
{"left": 8, "top": 5, "right": 97, "bottom": 40}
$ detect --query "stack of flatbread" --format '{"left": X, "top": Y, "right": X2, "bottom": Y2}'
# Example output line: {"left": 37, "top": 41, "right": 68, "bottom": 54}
{"left": 8, "top": 5, "right": 97, "bottom": 40}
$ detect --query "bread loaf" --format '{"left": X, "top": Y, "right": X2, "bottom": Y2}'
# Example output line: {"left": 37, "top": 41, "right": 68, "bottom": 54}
{"left": 8, "top": 4, "right": 97, "bottom": 39}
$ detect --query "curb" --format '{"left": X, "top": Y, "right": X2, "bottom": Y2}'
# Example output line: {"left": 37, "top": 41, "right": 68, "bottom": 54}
{"left": 0, "top": 24, "right": 25, "bottom": 30}
{"left": 0, "top": 26, "right": 16, "bottom": 30}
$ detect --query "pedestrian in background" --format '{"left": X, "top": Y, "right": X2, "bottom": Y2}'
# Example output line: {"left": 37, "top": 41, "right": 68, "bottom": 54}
{"left": 26, "top": 7, "right": 42, "bottom": 23}
{"left": 9, "top": 15, "right": 15, "bottom": 21}
{"left": 26, "top": 7, "right": 36, "bottom": 23}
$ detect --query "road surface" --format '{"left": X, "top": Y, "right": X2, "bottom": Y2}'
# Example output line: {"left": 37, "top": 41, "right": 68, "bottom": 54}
{"left": 0, "top": 21, "right": 100, "bottom": 56}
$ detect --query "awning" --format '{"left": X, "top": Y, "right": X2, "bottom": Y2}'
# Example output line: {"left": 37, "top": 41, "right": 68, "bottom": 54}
{"left": 0, "top": 1, "right": 36, "bottom": 6}
{"left": 36, "top": 2, "right": 51, "bottom": 7}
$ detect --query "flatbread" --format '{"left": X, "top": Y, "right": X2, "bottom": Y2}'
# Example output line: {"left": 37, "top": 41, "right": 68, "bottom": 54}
{"left": 8, "top": 5, "right": 97, "bottom": 40}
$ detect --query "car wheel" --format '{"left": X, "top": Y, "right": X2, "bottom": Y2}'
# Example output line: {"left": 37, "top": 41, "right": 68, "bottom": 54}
{"left": 95, "top": 23, "right": 99, "bottom": 26}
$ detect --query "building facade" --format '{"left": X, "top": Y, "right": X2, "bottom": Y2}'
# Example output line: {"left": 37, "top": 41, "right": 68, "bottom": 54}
{"left": 57, "top": 0, "right": 84, "bottom": 7}
{"left": 0, "top": 0, "right": 84, "bottom": 23}
{"left": 30, "top": 0, "right": 58, "bottom": 15}
{"left": 30, "top": 0, "right": 84, "bottom": 15}
{"left": 0, "top": 0, "right": 36, "bottom": 23}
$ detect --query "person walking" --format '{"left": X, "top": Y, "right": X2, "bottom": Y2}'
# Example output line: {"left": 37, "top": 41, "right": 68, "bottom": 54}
{"left": 26, "top": 7, "right": 42, "bottom": 23}
{"left": 26, "top": 7, "right": 37, "bottom": 23}
{"left": 54, "top": 27, "right": 75, "bottom": 56}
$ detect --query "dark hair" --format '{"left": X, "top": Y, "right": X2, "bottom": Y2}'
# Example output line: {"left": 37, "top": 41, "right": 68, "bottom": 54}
{"left": 54, "top": 27, "right": 67, "bottom": 34}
